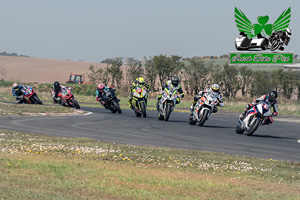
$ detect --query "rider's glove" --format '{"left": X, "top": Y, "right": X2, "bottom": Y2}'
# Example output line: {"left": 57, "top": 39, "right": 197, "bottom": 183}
{"left": 146, "top": 89, "right": 150, "bottom": 93}
{"left": 180, "top": 94, "right": 184, "bottom": 98}
{"left": 218, "top": 102, "right": 224, "bottom": 107}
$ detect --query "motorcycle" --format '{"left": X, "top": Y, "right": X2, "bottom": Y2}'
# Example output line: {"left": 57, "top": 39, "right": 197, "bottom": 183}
{"left": 100, "top": 87, "right": 122, "bottom": 114}
{"left": 189, "top": 91, "right": 218, "bottom": 126}
{"left": 235, "top": 101, "right": 273, "bottom": 136}
{"left": 21, "top": 86, "right": 43, "bottom": 105}
{"left": 59, "top": 87, "right": 80, "bottom": 109}
{"left": 131, "top": 86, "right": 148, "bottom": 117}
{"left": 157, "top": 87, "right": 181, "bottom": 121}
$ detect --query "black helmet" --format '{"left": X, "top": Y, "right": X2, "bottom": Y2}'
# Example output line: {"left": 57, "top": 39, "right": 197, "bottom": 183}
{"left": 269, "top": 90, "right": 278, "bottom": 102}
{"left": 171, "top": 76, "right": 180, "bottom": 87}
{"left": 54, "top": 81, "right": 61, "bottom": 92}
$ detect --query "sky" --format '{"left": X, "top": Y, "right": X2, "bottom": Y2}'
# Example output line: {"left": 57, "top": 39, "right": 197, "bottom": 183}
{"left": 0, "top": 0, "right": 299, "bottom": 63}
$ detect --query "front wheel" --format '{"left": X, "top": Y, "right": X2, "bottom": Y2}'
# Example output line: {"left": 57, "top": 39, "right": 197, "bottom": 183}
{"left": 71, "top": 99, "right": 80, "bottom": 109}
{"left": 164, "top": 104, "right": 171, "bottom": 121}
{"left": 235, "top": 121, "right": 245, "bottom": 134}
{"left": 140, "top": 102, "right": 147, "bottom": 118}
{"left": 112, "top": 101, "right": 122, "bottom": 114}
{"left": 198, "top": 109, "right": 209, "bottom": 126}
{"left": 31, "top": 95, "right": 43, "bottom": 105}
{"left": 246, "top": 118, "right": 260, "bottom": 136}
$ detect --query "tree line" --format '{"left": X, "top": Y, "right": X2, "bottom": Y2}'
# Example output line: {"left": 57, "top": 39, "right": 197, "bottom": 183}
{"left": 87, "top": 55, "right": 300, "bottom": 100}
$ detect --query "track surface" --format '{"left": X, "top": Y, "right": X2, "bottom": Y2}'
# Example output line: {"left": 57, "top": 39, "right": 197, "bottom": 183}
{"left": 0, "top": 106, "right": 299, "bottom": 162}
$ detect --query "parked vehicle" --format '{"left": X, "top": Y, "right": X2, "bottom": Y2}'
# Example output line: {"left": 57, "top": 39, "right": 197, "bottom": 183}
{"left": 130, "top": 86, "right": 148, "bottom": 117}
{"left": 100, "top": 87, "right": 121, "bottom": 113}
{"left": 157, "top": 86, "right": 182, "bottom": 121}
{"left": 189, "top": 91, "right": 218, "bottom": 126}
{"left": 66, "top": 73, "right": 90, "bottom": 84}
{"left": 235, "top": 101, "right": 272, "bottom": 136}
{"left": 59, "top": 87, "right": 80, "bottom": 109}
{"left": 22, "top": 86, "right": 43, "bottom": 105}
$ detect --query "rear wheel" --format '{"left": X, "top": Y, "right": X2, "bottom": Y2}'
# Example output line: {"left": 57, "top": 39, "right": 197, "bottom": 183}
{"left": 112, "top": 101, "right": 122, "bottom": 114}
{"left": 135, "top": 112, "right": 142, "bottom": 117}
{"left": 164, "top": 104, "right": 171, "bottom": 121}
{"left": 246, "top": 118, "right": 260, "bottom": 136}
{"left": 140, "top": 102, "right": 147, "bottom": 118}
{"left": 198, "top": 109, "right": 209, "bottom": 126}
{"left": 71, "top": 100, "right": 80, "bottom": 109}
{"left": 31, "top": 95, "right": 43, "bottom": 105}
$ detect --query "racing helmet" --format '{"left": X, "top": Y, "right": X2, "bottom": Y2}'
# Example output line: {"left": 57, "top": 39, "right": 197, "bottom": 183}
{"left": 137, "top": 77, "right": 145, "bottom": 85}
{"left": 53, "top": 81, "right": 61, "bottom": 92}
{"left": 211, "top": 84, "right": 220, "bottom": 94}
{"left": 268, "top": 90, "right": 278, "bottom": 102}
{"left": 97, "top": 83, "right": 105, "bottom": 90}
{"left": 171, "top": 76, "right": 180, "bottom": 87}
{"left": 12, "top": 83, "right": 19, "bottom": 89}
{"left": 286, "top": 28, "right": 292, "bottom": 36}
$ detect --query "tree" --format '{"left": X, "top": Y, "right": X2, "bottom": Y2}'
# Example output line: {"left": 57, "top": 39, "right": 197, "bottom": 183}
{"left": 239, "top": 66, "right": 254, "bottom": 97}
{"left": 106, "top": 57, "right": 123, "bottom": 89}
{"left": 183, "top": 58, "right": 209, "bottom": 95}
{"left": 144, "top": 59, "right": 157, "bottom": 91}
{"left": 211, "top": 64, "right": 240, "bottom": 98}
{"left": 87, "top": 65, "right": 103, "bottom": 84}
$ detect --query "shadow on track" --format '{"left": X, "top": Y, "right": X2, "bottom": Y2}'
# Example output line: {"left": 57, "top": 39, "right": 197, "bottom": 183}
{"left": 250, "top": 134, "right": 297, "bottom": 140}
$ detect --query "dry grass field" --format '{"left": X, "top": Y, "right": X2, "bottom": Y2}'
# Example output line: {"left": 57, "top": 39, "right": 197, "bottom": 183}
{"left": 0, "top": 56, "right": 110, "bottom": 84}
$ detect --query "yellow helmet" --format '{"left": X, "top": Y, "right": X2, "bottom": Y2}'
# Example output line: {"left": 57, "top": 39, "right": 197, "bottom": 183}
{"left": 211, "top": 84, "right": 220, "bottom": 93}
{"left": 137, "top": 77, "right": 145, "bottom": 85}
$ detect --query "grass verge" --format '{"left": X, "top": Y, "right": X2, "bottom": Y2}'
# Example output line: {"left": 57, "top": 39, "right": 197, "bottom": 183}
{"left": 1, "top": 130, "right": 300, "bottom": 199}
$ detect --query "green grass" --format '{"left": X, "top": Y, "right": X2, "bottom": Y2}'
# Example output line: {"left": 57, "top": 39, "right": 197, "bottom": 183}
{"left": 1, "top": 130, "right": 300, "bottom": 199}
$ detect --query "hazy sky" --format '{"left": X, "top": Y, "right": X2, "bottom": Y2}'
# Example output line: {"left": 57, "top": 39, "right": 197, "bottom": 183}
{"left": 0, "top": 0, "right": 299, "bottom": 62}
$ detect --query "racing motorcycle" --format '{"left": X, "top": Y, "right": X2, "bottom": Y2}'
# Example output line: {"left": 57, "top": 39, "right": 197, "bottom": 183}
{"left": 59, "top": 87, "right": 80, "bottom": 109}
{"left": 99, "top": 87, "right": 121, "bottom": 114}
{"left": 157, "top": 87, "right": 181, "bottom": 121}
{"left": 21, "top": 86, "right": 43, "bottom": 105}
{"left": 189, "top": 91, "right": 218, "bottom": 126}
{"left": 235, "top": 101, "right": 273, "bottom": 136}
{"left": 131, "top": 86, "right": 148, "bottom": 117}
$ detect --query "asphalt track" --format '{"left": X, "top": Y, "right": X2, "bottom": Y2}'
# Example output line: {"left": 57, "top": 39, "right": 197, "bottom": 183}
{"left": 0, "top": 106, "right": 299, "bottom": 162}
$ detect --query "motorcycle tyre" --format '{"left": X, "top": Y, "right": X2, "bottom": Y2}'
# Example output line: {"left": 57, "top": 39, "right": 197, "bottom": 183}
{"left": 71, "top": 100, "right": 80, "bottom": 109}
{"left": 31, "top": 95, "right": 43, "bottom": 105}
{"left": 112, "top": 101, "right": 122, "bottom": 114}
{"left": 198, "top": 109, "right": 209, "bottom": 126}
{"left": 140, "top": 102, "right": 147, "bottom": 118}
{"left": 164, "top": 104, "right": 171, "bottom": 121}
{"left": 246, "top": 118, "right": 260, "bottom": 136}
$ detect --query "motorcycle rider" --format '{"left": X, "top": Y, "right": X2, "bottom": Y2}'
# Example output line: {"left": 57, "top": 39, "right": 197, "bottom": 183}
{"left": 190, "top": 84, "right": 224, "bottom": 115}
{"left": 12, "top": 83, "right": 26, "bottom": 103}
{"left": 128, "top": 77, "right": 151, "bottom": 108}
{"left": 96, "top": 83, "right": 116, "bottom": 108}
{"left": 156, "top": 76, "right": 185, "bottom": 110}
{"left": 239, "top": 90, "right": 278, "bottom": 124}
{"left": 51, "top": 81, "right": 65, "bottom": 104}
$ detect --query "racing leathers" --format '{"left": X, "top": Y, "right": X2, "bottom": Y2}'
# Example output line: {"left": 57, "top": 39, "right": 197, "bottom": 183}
{"left": 51, "top": 85, "right": 66, "bottom": 104}
{"left": 96, "top": 86, "right": 115, "bottom": 107}
{"left": 156, "top": 80, "right": 185, "bottom": 110}
{"left": 190, "top": 88, "right": 224, "bottom": 114}
{"left": 12, "top": 85, "right": 26, "bottom": 103}
{"left": 240, "top": 94, "right": 278, "bottom": 124}
{"left": 128, "top": 80, "right": 151, "bottom": 108}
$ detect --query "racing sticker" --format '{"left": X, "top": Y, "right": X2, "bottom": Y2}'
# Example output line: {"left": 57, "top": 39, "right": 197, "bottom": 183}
{"left": 229, "top": 7, "right": 294, "bottom": 64}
